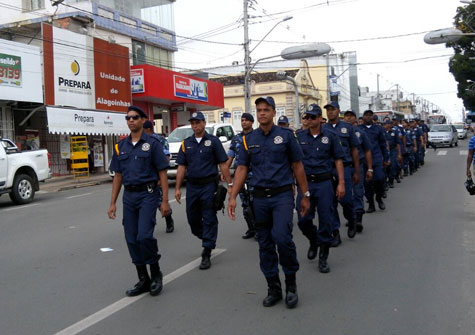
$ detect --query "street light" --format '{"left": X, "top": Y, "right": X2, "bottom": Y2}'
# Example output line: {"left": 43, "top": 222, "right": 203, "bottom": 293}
{"left": 424, "top": 27, "right": 475, "bottom": 44}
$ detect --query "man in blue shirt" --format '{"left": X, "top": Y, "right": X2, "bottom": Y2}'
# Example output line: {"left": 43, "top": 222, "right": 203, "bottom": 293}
{"left": 323, "top": 101, "right": 361, "bottom": 244}
{"left": 383, "top": 120, "right": 402, "bottom": 189}
{"left": 108, "top": 105, "right": 170, "bottom": 297}
{"left": 466, "top": 133, "right": 475, "bottom": 179}
{"left": 175, "top": 112, "right": 232, "bottom": 270}
{"left": 143, "top": 120, "right": 174, "bottom": 233}
{"left": 228, "top": 96, "right": 310, "bottom": 309}
{"left": 296, "top": 104, "right": 345, "bottom": 273}
{"left": 402, "top": 119, "right": 417, "bottom": 175}
{"left": 225, "top": 112, "right": 256, "bottom": 239}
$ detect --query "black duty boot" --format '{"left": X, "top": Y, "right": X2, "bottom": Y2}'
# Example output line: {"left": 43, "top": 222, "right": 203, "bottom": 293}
{"left": 367, "top": 201, "right": 376, "bottom": 213}
{"left": 388, "top": 179, "right": 394, "bottom": 188}
{"left": 307, "top": 243, "right": 318, "bottom": 260}
{"left": 149, "top": 263, "right": 163, "bottom": 296}
{"left": 376, "top": 196, "right": 386, "bottom": 210}
{"left": 126, "top": 265, "right": 151, "bottom": 297}
{"left": 199, "top": 247, "right": 212, "bottom": 270}
{"left": 165, "top": 215, "right": 174, "bottom": 233}
{"left": 347, "top": 220, "right": 356, "bottom": 239}
{"left": 263, "top": 276, "right": 283, "bottom": 307}
{"left": 395, "top": 176, "right": 401, "bottom": 183}
{"left": 284, "top": 273, "right": 298, "bottom": 308}
{"left": 356, "top": 212, "right": 364, "bottom": 233}
{"left": 242, "top": 230, "right": 256, "bottom": 239}
{"left": 318, "top": 245, "right": 330, "bottom": 273}
{"left": 329, "top": 230, "right": 342, "bottom": 248}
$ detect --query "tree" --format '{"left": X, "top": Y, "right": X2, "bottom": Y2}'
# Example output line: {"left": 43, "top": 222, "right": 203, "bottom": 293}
{"left": 448, "top": 3, "right": 475, "bottom": 111}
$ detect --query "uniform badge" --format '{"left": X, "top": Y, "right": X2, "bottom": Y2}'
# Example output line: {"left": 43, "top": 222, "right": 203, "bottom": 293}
{"left": 192, "top": 112, "right": 197, "bottom": 117}
{"left": 204, "top": 140, "right": 212, "bottom": 147}
{"left": 274, "top": 136, "right": 283, "bottom": 144}
{"left": 391, "top": 133, "right": 395, "bottom": 137}
{"left": 321, "top": 137, "right": 329, "bottom": 144}
{"left": 142, "top": 143, "right": 150, "bottom": 151}
{"left": 356, "top": 132, "right": 361, "bottom": 138}
{"left": 341, "top": 127, "right": 348, "bottom": 134}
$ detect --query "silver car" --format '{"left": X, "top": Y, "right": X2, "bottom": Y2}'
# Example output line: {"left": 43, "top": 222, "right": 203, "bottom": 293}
{"left": 428, "top": 124, "right": 458, "bottom": 147}
{"left": 454, "top": 124, "right": 468, "bottom": 139}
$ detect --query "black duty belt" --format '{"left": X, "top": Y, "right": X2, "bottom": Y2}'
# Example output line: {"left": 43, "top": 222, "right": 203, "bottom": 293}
{"left": 333, "top": 162, "right": 354, "bottom": 168}
{"left": 187, "top": 175, "right": 217, "bottom": 185}
{"left": 252, "top": 184, "right": 292, "bottom": 198}
{"left": 306, "top": 172, "right": 333, "bottom": 183}
{"left": 124, "top": 182, "right": 157, "bottom": 192}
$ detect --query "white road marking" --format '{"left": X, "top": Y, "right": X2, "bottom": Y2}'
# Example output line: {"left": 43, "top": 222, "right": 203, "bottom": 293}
{"left": 2, "top": 203, "right": 39, "bottom": 212}
{"left": 460, "top": 150, "right": 468, "bottom": 155}
{"left": 53, "top": 248, "right": 226, "bottom": 335}
{"left": 66, "top": 192, "right": 92, "bottom": 200}
{"left": 437, "top": 150, "right": 447, "bottom": 156}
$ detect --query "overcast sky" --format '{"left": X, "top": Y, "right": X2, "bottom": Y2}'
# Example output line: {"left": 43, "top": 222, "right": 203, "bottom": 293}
{"left": 174, "top": 0, "right": 467, "bottom": 121}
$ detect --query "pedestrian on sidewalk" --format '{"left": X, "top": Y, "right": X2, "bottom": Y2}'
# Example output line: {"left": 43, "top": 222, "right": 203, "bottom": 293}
{"left": 108, "top": 105, "right": 171, "bottom": 297}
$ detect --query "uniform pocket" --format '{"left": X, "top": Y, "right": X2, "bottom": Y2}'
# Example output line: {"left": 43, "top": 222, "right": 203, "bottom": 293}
{"left": 248, "top": 147, "right": 262, "bottom": 165}
{"left": 269, "top": 144, "right": 286, "bottom": 163}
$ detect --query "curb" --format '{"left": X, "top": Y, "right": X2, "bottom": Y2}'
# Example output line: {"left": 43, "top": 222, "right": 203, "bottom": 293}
{"left": 56, "top": 179, "right": 112, "bottom": 192}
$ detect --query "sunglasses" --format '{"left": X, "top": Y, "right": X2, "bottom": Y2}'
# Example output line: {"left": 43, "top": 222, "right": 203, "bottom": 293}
{"left": 125, "top": 115, "right": 140, "bottom": 121}
{"left": 302, "top": 114, "right": 318, "bottom": 120}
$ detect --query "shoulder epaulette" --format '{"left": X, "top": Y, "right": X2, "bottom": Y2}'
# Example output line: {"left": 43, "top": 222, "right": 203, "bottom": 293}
{"left": 114, "top": 143, "right": 119, "bottom": 155}
{"left": 242, "top": 135, "right": 248, "bottom": 151}
{"left": 181, "top": 140, "right": 185, "bottom": 153}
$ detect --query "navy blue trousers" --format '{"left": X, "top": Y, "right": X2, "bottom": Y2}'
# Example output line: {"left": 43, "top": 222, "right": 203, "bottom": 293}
{"left": 332, "top": 166, "right": 355, "bottom": 230}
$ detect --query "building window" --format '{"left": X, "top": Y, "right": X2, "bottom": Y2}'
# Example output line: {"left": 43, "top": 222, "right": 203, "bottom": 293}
{"left": 132, "top": 40, "right": 146, "bottom": 65}
{"left": 23, "top": 0, "right": 44, "bottom": 11}
{"left": 275, "top": 107, "right": 286, "bottom": 123}
{"left": 232, "top": 110, "right": 242, "bottom": 130}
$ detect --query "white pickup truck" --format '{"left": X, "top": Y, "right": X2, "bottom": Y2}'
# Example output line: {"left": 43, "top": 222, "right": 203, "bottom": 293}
{"left": 0, "top": 138, "right": 51, "bottom": 204}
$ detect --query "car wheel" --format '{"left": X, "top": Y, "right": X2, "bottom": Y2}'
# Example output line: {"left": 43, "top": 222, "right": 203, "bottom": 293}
{"left": 449, "top": 140, "right": 454, "bottom": 148}
{"left": 455, "top": 141, "right": 458, "bottom": 147}
{"left": 9, "top": 174, "right": 35, "bottom": 205}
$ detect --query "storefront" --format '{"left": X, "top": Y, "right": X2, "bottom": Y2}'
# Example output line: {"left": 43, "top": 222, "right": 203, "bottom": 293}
{"left": 131, "top": 64, "right": 224, "bottom": 135}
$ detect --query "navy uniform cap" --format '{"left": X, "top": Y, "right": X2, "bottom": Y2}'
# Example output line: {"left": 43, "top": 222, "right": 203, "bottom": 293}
{"left": 278, "top": 115, "right": 289, "bottom": 124}
{"left": 188, "top": 111, "right": 206, "bottom": 121}
{"left": 304, "top": 103, "right": 322, "bottom": 116}
{"left": 363, "top": 109, "right": 374, "bottom": 115}
{"left": 255, "top": 96, "right": 276, "bottom": 109}
{"left": 128, "top": 105, "right": 147, "bottom": 118}
{"left": 323, "top": 101, "right": 340, "bottom": 109}
{"left": 384, "top": 119, "right": 392, "bottom": 125}
{"left": 344, "top": 110, "right": 356, "bottom": 117}
{"left": 143, "top": 120, "right": 154, "bottom": 129}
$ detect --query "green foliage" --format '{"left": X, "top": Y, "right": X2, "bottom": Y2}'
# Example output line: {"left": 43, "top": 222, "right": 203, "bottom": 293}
{"left": 448, "top": 4, "right": 475, "bottom": 111}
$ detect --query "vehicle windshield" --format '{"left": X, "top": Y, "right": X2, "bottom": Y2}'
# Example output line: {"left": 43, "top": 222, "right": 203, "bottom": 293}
{"left": 430, "top": 125, "right": 452, "bottom": 132}
{"left": 454, "top": 124, "right": 464, "bottom": 129}
{"left": 168, "top": 127, "right": 214, "bottom": 142}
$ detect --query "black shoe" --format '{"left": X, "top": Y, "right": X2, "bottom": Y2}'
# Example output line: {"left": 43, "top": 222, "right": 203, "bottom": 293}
{"left": 263, "top": 276, "right": 283, "bottom": 307}
{"left": 165, "top": 215, "right": 174, "bottom": 233}
{"left": 403, "top": 171, "right": 409, "bottom": 177}
{"left": 329, "top": 230, "right": 342, "bottom": 248}
{"left": 307, "top": 244, "right": 318, "bottom": 260}
{"left": 318, "top": 245, "right": 330, "bottom": 273}
{"left": 384, "top": 184, "right": 389, "bottom": 191}
{"left": 347, "top": 221, "right": 356, "bottom": 239}
{"left": 242, "top": 230, "right": 256, "bottom": 239}
{"left": 389, "top": 181, "right": 394, "bottom": 188}
{"left": 376, "top": 198, "right": 386, "bottom": 210}
{"left": 382, "top": 191, "right": 387, "bottom": 199}
{"left": 284, "top": 274, "right": 298, "bottom": 309}
{"left": 355, "top": 213, "right": 364, "bottom": 233}
{"left": 199, "top": 247, "right": 212, "bottom": 270}
{"left": 149, "top": 263, "right": 163, "bottom": 296}
{"left": 126, "top": 265, "right": 151, "bottom": 297}
{"left": 395, "top": 177, "right": 401, "bottom": 183}
{"left": 367, "top": 203, "right": 376, "bottom": 213}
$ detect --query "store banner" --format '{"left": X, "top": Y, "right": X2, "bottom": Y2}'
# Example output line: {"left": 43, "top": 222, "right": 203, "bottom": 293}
{"left": 174, "top": 75, "right": 208, "bottom": 102}
{"left": 130, "top": 68, "right": 145, "bottom": 93}
{"left": 0, "top": 40, "right": 43, "bottom": 103}
{"left": 42, "top": 23, "right": 131, "bottom": 111}
{"left": 46, "top": 107, "right": 129, "bottom": 136}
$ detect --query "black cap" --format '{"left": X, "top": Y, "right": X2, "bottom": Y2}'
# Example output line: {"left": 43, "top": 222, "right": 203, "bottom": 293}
{"left": 304, "top": 104, "right": 323, "bottom": 116}
{"left": 372, "top": 114, "right": 379, "bottom": 121}
{"left": 344, "top": 110, "right": 356, "bottom": 117}
{"left": 363, "top": 109, "right": 374, "bottom": 116}
{"left": 241, "top": 112, "right": 254, "bottom": 122}
{"left": 188, "top": 111, "right": 206, "bottom": 121}
{"left": 278, "top": 115, "right": 289, "bottom": 124}
{"left": 255, "top": 96, "right": 276, "bottom": 109}
{"left": 128, "top": 105, "right": 147, "bottom": 118}
{"left": 143, "top": 120, "right": 154, "bottom": 129}
{"left": 324, "top": 101, "right": 340, "bottom": 109}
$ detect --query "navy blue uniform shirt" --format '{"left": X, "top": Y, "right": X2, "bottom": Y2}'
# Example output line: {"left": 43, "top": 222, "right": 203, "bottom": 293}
{"left": 228, "top": 131, "right": 251, "bottom": 169}
{"left": 323, "top": 121, "right": 359, "bottom": 164}
{"left": 176, "top": 132, "right": 228, "bottom": 179}
{"left": 404, "top": 128, "right": 416, "bottom": 147}
{"left": 358, "top": 124, "right": 389, "bottom": 164}
{"left": 237, "top": 125, "right": 303, "bottom": 188}
{"left": 110, "top": 132, "right": 169, "bottom": 186}
{"left": 354, "top": 126, "right": 371, "bottom": 161}
{"left": 151, "top": 133, "right": 170, "bottom": 156}
{"left": 385, "top": 128, "right": 401, "bottom": 150}
{"left": 297, "top": 128, "right": 345, "bottom": 175}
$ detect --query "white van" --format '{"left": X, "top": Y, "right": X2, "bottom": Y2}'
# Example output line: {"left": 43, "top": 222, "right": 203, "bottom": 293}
{"left": 167, "top": 123, "right": 236, "bottom": 178}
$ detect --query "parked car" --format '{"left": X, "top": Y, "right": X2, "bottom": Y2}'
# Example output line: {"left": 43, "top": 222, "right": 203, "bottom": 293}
{"left": 454, "top": 124, "right": 468, "bottom": 139}
{"left": 0, "top": 138, "right": 51, "bottom": 204}
{"left": 167, "top": 123, "right": 236, "bottom": 178}
{"left": 428, "top": 124, "right": 458, "bottom": 148}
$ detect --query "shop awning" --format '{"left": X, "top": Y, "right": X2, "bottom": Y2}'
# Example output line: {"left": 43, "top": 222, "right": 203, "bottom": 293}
{"left": 46, "top": 107, "right": 129, "bottom": 136}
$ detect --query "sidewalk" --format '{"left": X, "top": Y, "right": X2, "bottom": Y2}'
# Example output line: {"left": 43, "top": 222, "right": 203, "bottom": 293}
{"left": 40, "top": 173, "right": 112, "bottom": 193}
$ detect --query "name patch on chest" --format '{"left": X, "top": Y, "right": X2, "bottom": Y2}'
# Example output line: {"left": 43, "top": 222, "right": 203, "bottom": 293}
{"left": 204, "top": 140, "right": 212, "bottom": 147}
{"left": 274, "top": 136, "right": 284, "bottom": 144}
{"left": 142, "top": 143, "right": 150, "bottom": 151}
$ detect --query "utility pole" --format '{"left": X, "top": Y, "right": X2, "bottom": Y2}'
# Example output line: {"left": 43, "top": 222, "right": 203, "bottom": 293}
{"left": 243, "top": 0, "right": 251, "bottom": 113}
{"left": 376, "top": 74, "right": 380, "bottom": 111}
{"left": 396, "top": 84, "right": 400, "bottom": 112}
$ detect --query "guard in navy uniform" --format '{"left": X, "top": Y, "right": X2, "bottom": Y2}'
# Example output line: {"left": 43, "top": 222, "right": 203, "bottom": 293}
{"left": 175, "top": 111, "right": 232, "bottom": 270}
{"left": 402, "top": 119, "right": 417, "bottom": 175}
{"left": 228, "top": 96, "right": 310, "bottom": 309}
{"left": 225, "top": 112, "right": 256, "bottom": 239}
{"left": 343, "top": 110, "right": 373, "bottom": 233}
{"left": 143, "top": 120, "right": 175, "bottom": 233}
{"left": 384, "top": 120, "right": 402, "bottom": 188}
{"left": 296, "top": 104, "right": 345, "bottom": 274}
{"left": 323, "top": 101, "right": 361, "bottom": 244}
{"left": 359, "top": 110, "right": 390, "bottom": 213}
{"left": 108, "top": 105, "right": 170, "bottom": 297}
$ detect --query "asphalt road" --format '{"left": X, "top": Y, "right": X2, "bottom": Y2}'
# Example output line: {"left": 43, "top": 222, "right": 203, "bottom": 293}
{"left": 1, "top": 144, "right": 474, "bottom": 335}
